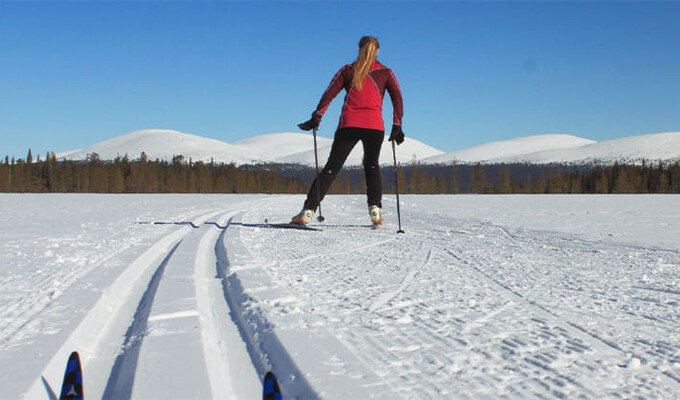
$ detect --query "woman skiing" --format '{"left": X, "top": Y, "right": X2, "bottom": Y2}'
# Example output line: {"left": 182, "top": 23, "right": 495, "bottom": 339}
{"left": 293, "top": 36, "right": 405, "bottom": 227}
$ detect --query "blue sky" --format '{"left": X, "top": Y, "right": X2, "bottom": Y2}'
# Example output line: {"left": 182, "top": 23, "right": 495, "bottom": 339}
{"left": 1, "top": 1, "right": 679, "bottom": 159}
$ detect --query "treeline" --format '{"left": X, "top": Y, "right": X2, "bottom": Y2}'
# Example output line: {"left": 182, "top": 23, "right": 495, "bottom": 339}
{"left": 381, "top": 162, "right": 680, "bottom": 194}
{"left": 0, "top": 151, "right": 309, "bottom": 193}
{"left": 1, "top": 150, "right": 679, "bottom": 194}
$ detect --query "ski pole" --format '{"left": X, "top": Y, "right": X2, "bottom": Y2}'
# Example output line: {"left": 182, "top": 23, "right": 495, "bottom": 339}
{"left": 392, "top": 140, "right": 405, "bottom": 234}
{"left": 313, "top": 127, "right": 325, "bottom": 222}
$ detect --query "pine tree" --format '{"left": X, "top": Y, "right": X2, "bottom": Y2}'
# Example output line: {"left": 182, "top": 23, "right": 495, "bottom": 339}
{"left": 496, "top": 166, "right": 511, "bottom": 194}
{"left": 435, "top": 173, "right": 448, "bottom": 194}
{"left": 449, "top": 163, "right": 460, "bottom": 194}
{"left": 594, "top": 170, "right": 608, "bottom": 193}
{"left": 469, "top": 163, "right": 486, "bottom": 194}
{"left": 613, "top": 168, "right": 635, "bottom": 193}
{"left": 397, "top": 167, "right": 407, "bottom": 195}
{"left": 670, "top": 162, "right": 680, "bottom": 193}
{"left": 548, "top": 169, "right": 567, "bottom": 194}
{"left": 26, "top": 149, "right": 33, "bottom": 165}
{"left": 535, "top": 173, "right": 547, "bottom": 194}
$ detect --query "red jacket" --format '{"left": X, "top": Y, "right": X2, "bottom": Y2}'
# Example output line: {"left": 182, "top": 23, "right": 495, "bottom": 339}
{"left": 315, "top": 61, "right": 403, "bottom": 132}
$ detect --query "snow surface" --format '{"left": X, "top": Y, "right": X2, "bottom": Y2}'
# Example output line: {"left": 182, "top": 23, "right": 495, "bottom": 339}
{"left": 2, "top": 194, "right": 680, "bottom": 399}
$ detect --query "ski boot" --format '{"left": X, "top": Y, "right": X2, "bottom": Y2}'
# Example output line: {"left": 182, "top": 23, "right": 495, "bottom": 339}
{"left": 291, "top": 209, "right": 315, "bottom": 226}
{"left": 369, "top": 205, "right": 383, "bottom": 229}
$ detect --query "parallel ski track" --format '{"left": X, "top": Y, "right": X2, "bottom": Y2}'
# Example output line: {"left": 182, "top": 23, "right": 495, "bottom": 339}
{"left": 102, "top": 241, "right": 182, "bottom": 398}
{"left": 217, "top": 213, "right": 319, "bottom": 399}
{"left": 24, "top": 206, "right": 255, "bottom": 399}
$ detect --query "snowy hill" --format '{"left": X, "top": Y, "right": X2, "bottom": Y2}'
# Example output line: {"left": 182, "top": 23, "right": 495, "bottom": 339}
{"left": 55, "top": 129, "right": 680, "bottom": 167}
{"left": 56, "top": 129, "right": 445, "bottom": 166}
{"left": 425, "top": 134, "right": 596, "bottom": 164}
{"left": 515, "top": 132, "right": 680, "bottom": 164}
{"left": 426, "top": 132, "right": 680, "bottom": 165}
{"left": 268, "top": 133, "right": 445, "bottom": 166}
{"left": 56, "top": 129, "right": 264, "bottom": 165}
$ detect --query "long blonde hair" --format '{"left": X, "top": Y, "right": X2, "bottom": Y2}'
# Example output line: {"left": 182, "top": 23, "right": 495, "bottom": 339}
{"left": 351, "top": 36, "right": 380, "bottom": 91}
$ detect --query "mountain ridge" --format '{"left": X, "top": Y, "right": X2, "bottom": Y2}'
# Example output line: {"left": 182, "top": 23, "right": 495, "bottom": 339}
{"left": 55, "top": 129, "right": 680, "bottom": 166}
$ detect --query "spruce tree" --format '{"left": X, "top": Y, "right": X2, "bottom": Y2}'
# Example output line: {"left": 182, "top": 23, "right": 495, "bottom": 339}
{"left": 613, "top": 169, "right": 634, "bottom": 193}
{"left": 670, "top": 162, "right": 680, "bottom": 193}
{"left": 497, "top": 166, "right": 511, "bottom": 194}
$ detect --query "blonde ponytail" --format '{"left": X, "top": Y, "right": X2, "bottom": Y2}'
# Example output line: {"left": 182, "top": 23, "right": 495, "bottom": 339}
{"left": 351, "top": 36, "right": 380, "bottom": 91}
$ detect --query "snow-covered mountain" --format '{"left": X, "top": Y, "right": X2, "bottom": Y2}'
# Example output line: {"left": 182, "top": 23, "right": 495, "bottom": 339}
{"left": 514, "top": 132, "right": 680, "bottom": 164}
{"left": 56, "top": 129, "right": 680, "bottom": 167}
{"left": 424, "top": 134, "right": 596, "bottom": 164}
{"left": 56, "top": 129, "right": 262, "bottom": 165}
{"left": 425, "top": 132, "right": 680, "bottom": 165}
{"left": 56, "top": 129, "right": 445, "bottom": 166}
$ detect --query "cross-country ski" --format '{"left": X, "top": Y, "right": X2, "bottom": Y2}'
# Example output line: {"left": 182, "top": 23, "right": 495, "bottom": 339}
{"left": 263, "top": 219, "right": 321, "bottom": 231}
{"left": 263, "top": 371, "right": 282, "bottom": 400}
{"left": 59, "top": 352, "right": 83, "bottom": 400}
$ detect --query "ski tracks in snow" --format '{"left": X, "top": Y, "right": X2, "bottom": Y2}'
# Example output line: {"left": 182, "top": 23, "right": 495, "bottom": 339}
{"left": 16, "top": 195, "right": 680, "bottom": 399}
{"left": 439, "top": 221, "right": 680, "bottom": 398}
{"left": 236, "top": 196, "right": 680, "bottom": 399}
{"left": 24, "top": 200, "right": 280, "bottom": 399}
{"left": 369, "top": 247, "right": 433, "bottom": 313}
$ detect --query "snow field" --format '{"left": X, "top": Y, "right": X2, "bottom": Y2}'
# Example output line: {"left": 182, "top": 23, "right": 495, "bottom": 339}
{"left": 236, "top": 195, "right": 680, "bottom": 398}
{"left": 0, "top": 194, "right": 678, "bottom": 399}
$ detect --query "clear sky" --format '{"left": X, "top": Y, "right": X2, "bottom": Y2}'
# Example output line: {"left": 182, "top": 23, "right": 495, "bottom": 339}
{"left": 1, "top": 1, "right": 679, "bottom": 159}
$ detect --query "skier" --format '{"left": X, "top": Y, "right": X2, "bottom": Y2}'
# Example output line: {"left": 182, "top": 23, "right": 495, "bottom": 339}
{"left": 292, "top": 36, "right": 405, "bottom": 227}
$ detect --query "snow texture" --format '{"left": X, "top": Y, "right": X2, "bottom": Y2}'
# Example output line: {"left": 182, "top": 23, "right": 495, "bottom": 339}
{"left": 1, "top": 194, "right": 679, "bottom": 399}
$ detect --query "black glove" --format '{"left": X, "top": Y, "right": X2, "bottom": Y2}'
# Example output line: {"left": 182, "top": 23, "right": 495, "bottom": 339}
{"left": 298, "top": 112, "right": 322, "bottom": 131}
{"left": 388, "top": 125, "right": 405, "bottom": 145}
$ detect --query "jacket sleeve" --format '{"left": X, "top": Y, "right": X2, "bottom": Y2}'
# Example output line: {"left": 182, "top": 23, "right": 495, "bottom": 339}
{"left": 314, "top": 65, "right": 350, "bottom": 118}
{"left": 386, "top": 69, "right": 404, "bottom": 126}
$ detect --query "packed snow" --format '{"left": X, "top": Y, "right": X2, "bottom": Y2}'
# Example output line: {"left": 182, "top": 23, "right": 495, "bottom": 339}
{"left": 2, "top": 194, "right": 680, "bottom": 399}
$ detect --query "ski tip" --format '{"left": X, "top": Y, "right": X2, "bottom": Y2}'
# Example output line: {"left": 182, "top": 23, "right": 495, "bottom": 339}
{"left": 60, "top": 351, "right": 83, "bottom": 400}
{"left": 263, "top": 371, "right": 282, "bottom": 400}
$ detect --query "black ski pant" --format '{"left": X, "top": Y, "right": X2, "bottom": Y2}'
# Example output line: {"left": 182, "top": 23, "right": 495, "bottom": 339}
{"left": 303, "top": 127, "right": 384, "bottom": 211}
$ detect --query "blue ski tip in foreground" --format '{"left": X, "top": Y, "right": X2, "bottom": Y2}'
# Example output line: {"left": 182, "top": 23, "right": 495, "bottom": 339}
{"left": 263, "top": 371, "right": 282, "bottom": 400}
{"left": 59, "top": 351, "right": 83, "bottom": 400}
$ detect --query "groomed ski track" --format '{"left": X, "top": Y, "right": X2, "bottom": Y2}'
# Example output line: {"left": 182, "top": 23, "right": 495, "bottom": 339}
{"left": 2, "top": 194, "right": 678, "bottom": 399}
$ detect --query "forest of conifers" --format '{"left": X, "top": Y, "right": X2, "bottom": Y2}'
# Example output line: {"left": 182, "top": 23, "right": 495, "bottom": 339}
{"left": 1, "top": 150, "right": 679, "bottom": 194}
